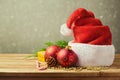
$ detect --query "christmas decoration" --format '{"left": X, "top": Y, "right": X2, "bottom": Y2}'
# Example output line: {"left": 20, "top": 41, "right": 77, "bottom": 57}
{"left": 45, "top": 56, "right": 57, "bottom": 67}
{"left": 36, "top": 61, "right": 48, "bottom": 70}
{"left": 60, "top": 8, "right": 115, "bottom": 66}
{"left": 57, "top": 46, "right": 78, "bottom": 67}
{"left": 45, "top": 45, "right": 61, "bottom": 59}
{"left": 37, "top": 51, "right": 45, "bottom": 62}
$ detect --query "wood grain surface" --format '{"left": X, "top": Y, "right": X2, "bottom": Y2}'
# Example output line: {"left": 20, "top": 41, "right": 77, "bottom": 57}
{"left": 0, "top": 53, "right": 120, "bottom": 80}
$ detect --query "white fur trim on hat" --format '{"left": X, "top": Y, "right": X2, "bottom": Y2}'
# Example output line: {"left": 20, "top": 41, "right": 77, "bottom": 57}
{"left": 60, "top": 24, "right": 72, "bottom": 36}
{"left": 68, "top": 41, "right": 115, "bottom": 66}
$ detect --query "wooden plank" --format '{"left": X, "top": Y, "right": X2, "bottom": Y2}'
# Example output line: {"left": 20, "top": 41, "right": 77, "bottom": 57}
{"left": 0, "top": 53, "right": 120, "bottom": 78}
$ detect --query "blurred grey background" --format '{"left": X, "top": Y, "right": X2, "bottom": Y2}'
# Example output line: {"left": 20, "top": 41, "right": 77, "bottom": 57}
{"left": 0, "top": 0, "right": 119, "bottom": 53}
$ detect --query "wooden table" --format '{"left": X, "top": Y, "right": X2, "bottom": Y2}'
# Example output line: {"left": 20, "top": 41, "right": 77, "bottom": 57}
{"left": 0, "top": 53, "right": 120, "bottom": 80}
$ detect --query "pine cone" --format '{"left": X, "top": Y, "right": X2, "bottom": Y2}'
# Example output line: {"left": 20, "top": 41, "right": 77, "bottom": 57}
{"left": 45, "top": 56, "right": 57, "bottom": 67}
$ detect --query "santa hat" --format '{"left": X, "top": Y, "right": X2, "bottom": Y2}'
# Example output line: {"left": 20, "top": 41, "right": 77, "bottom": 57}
{"left": 60, "top": 8, "right": 115, "bottom": 66}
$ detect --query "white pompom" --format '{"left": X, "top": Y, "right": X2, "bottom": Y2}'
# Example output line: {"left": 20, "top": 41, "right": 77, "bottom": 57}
{"left": 60, "top": 24, "right": 72, "bottom": 36}
{"left": 68, "top": 41, "right": 115, "bottom": 66}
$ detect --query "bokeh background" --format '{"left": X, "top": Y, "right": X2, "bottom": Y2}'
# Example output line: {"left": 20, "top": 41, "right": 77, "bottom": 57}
{"left": 0, "top": 0, "right": 119, "bottom": 53}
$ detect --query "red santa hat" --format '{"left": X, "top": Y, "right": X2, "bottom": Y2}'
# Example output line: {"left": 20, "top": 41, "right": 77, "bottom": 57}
{"left": 60, "top": 8, "right": 115, "bottom": 66}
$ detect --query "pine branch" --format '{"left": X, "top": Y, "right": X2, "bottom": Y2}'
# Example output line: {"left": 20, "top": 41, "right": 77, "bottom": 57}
{"left": 55, "top": 40, "right": 68, "bottom": 48}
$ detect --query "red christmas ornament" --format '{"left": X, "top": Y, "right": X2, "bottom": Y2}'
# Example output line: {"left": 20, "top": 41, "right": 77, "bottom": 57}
{"left": 57, "top": 46, "right": 78, "bottom": 67}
